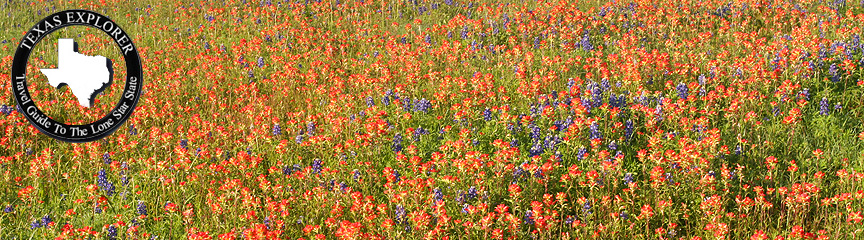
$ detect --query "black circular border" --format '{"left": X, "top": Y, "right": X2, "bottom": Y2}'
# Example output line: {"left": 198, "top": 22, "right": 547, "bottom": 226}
{"left": 10, "top": 10, "right": 142, "bottom": 143}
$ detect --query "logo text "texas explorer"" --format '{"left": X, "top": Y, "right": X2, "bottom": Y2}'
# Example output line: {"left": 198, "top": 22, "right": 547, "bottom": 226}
{"left": 19, "top": 11, "right": 135, "bottom": 55}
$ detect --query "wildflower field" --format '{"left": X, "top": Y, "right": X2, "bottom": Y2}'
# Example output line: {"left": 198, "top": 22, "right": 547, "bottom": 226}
{"left": 2, "top": 0, "right": 864, "bottom": 239}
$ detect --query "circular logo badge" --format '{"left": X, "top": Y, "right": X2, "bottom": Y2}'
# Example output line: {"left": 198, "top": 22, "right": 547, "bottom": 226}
{"left": 10, "top": 10, "right": 143, "bottom": 143}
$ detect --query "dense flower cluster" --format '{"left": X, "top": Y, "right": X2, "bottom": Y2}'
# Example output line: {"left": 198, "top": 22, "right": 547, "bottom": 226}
{"left": 0, "top": 0, "right": 863, "bottom": 239}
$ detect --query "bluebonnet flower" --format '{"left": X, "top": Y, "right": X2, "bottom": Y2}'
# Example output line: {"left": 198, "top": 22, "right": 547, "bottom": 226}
{"left": 830, "top": 0, "right": 846, "bottom": 10}
{"left": 598, "top": 6, "right": 608, "bottom": 17}
{"left": 655, "top": 102, "right": 664, "bottom": 122}
{"left": 103, "top": 153, "right": 112, "bottom": 164}
{"left": 439, "top": 128, "right": 446, "bottom": 140}
{"left": 413, "top": 127, "right": 427, "bottom": 141}
{"left": 415, "top": 98, "right": 431, "bottom": 112}
{"left": 382, "top": 95, "right": 390, "bottom": 106}
{"left": 820, "top": 97, "right": 830, "bottom": 115}
{"left": 128, "top": 124, "right": 137, "bottom": 135}
{"left": 121, "top": 173, "right": 129, "bottom": 186}
{"left": 580, "top": 34, "right": 593, "bottom": 51}
{"left": 3, "top": 205, "right": 12, "bottom": 213}
{"left": 311, "top": 159, "right": 322, "bottom": 174}
{"left": 94, "top": 204, "right": 102, "bottom": 214}
{"left": 513, "top": 165, "right": 526, "bottom": 180}
{"left": 562, "top": 116, "right": 573, "bottom": 129}
{"left": 0, "top": 105, "right": 11, "bottom": 115}
{"left": 30, "top": 219, "right": 42, "bottom": 229}
{"left": 523, "top": 210, "right": 535, "bottom": 225}
{"left": 394, "top": 204, "right": 406, "bottom": 224}
{"left": 530, "top": 124, "right": 541, "bottom": 140}
{"left": 461, "top": 26, "right": 470, "bottom": 39}
{"left": 326, "top": 179, "right": 335, "bottom": 191}
{"left": 589, "top": 122, "right": 602, "bottom": 140}
{"left": 352, "top": 170, "right": 361, "bottom": 182}
{"left": 97, "top": 169, "right": 115, "bottom": 196}
{"left": 608, "top": 141, "right": 617, "bottom": 151}
{"left": 510, "top": 138, "right": 518, "bottom": 148}
{"left": 272, "top": 124, "right": 281, "bottom": 135}
{"left": 620, "top": 211, "right": 629, "bottom": 219}
{"left": 257, "top": 57, "right": 264, "bottom": 68}
{"left": 402, "top": 98, "right": 413, "bottom": 111}
{"left": 583, "top": 201, "right": 592, "bottom": 214}
{"left": 565, "top": 216, "right": 575, "bottom": 225}
{"left": 529, "top": 105, "right": 540, "bottom": 116}
{"left": 665, "top": 172, "right": 674, "bottom": 184}
{"left": 676, "top": 82, "right": 689, "bottom": 99}
{"left": 529, "top": 141, "right": 544, "bottom": 157}
{"left": 295, "top": 134, "right": 303, "bottom": 144}
{"left": 544, "top": 135, "right": 560, "bottom": 151}
{"left": 283, "top": 164, "right": 295, "bottom": 175}
{"left": 590, "top": 83, "right": 604, "bottom": 108}
{"left": 392, "top": 169, "right": 401, "bottom": 183}
{"left": 799, "top": 89, "right": 811, "bottom": 101}
{"left": 41, "top": 215, "right": 52, "bottom": 227}
{"left": 601, "top": 78, "right": 611, "bottom": 91}
{"left": 623, "top": 173, "right": 634, "bottom": 184}
{"left": 483, "top": 108, "right": 492, "bottom": 121}
{"left": 392, "top": 133, "right": 403, "bottom": 153}
{"left": 339, "top": 182, "right": 348, "bottom": 193}
{"left": 180, "top": 139, "right": 188, "bottom": 150}
{"left": 609, "top": 94, "right": 624, "bottom": 108}
{"left": 577, "top": 147, "right": 587, "bottom": 161}
{"left": 466, "top": 186, "right": 478, "bottom": 200}
{"left": 137, "top": 201, "right": 148, "bottom": 216}
{"left": 107, "top": 225, "right": 117, "bottom": 240}
{"left": 581, "top": 97, "right": 593, "bottom": 114}
{"left": 829, "top": 63, "right": 840, "bottom": 82}
{"left": 366, "top": 96, "right": 375, "bottom": 107}
{"left": 432, "top": 188, "right": 443, "bottom": 201}
{"left": 307, "top": 122, "right": 316, "bottom": 136}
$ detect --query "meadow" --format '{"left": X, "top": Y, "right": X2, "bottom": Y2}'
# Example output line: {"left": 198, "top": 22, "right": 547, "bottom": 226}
{"left": 1, "top": 0, "right": 864, "bottom": 239}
